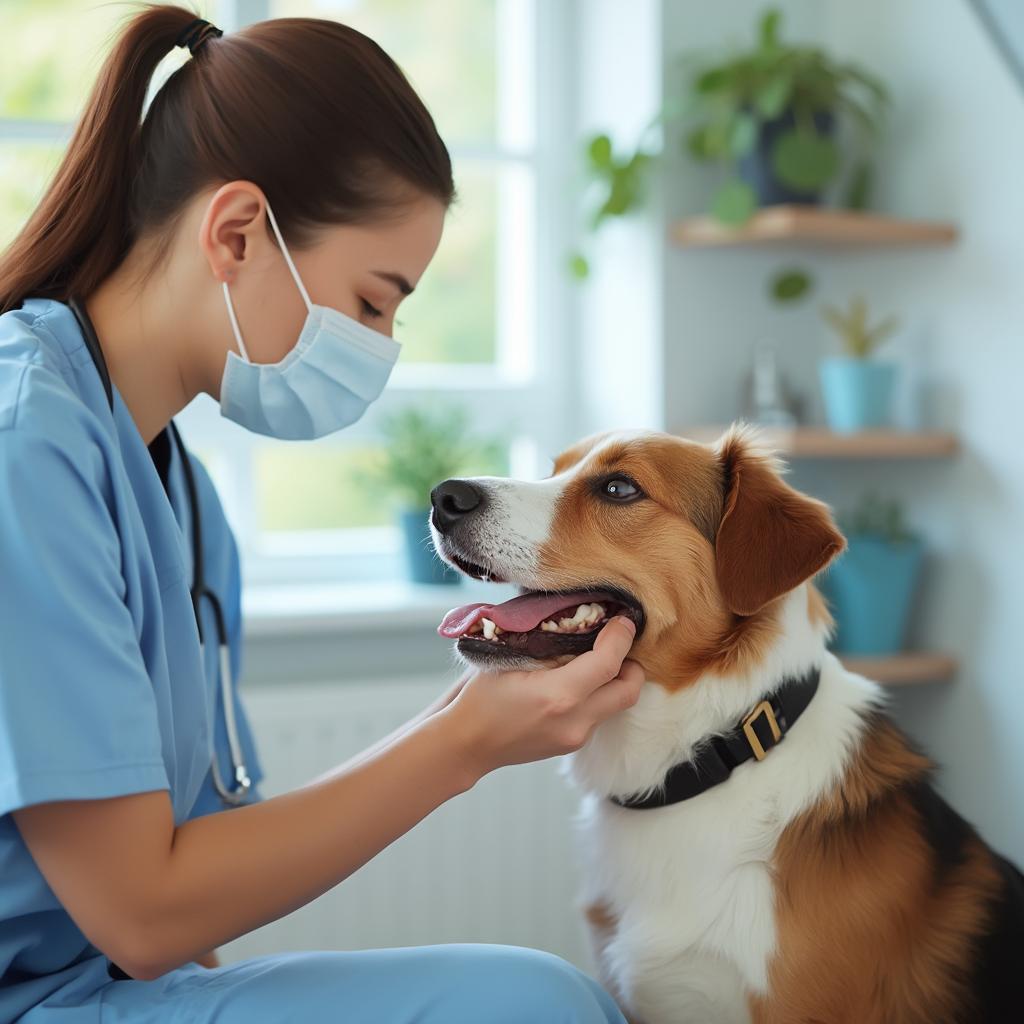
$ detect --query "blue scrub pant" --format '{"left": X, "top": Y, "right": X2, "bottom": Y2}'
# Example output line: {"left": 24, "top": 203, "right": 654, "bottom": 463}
{"left": 23, "top": 944, "right": 628, "bottom": 1023}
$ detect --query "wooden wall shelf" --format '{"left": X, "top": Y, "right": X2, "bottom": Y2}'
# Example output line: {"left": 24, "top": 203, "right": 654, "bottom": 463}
{"left": 672, "top": 206, "right": 958, "bottom": 249}
{"left": 839, "top": 653, "right": 958, "bottom": 685}
{"left": 681, "top": 427, "right": 958, "bottom": 459}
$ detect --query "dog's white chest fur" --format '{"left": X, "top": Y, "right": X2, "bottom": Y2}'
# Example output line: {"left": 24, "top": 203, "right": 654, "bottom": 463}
{"left": 575, "top": 784, "right": 781, "bottom": 1023}
{"left": 565, "top": 589, "right": 882, "bottom": 1024}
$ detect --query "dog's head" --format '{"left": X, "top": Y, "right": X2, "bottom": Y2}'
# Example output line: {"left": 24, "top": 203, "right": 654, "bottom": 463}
{"left": 431, "top": 426, "right": 845, "bottom": 684}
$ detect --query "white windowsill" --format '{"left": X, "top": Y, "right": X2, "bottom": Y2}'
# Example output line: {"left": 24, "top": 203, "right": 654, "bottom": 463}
{"left": 242, "top": 579, "right": 520, "bottom": 637}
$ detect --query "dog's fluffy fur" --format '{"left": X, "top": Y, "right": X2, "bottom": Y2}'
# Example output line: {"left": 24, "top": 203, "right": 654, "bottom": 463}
{"left": 433, "top": 427, "right": 1024, "bottom": 1023}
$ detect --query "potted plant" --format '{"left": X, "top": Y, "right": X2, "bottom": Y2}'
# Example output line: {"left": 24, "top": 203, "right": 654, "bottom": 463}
{"left": 822, "top": 494, "right": 924, "bottom": 655}
{"left": 684, "top": 8, "right": 888, "bottom": 224}
{"left": 371, "top": 406, "right": 504, "bottom": 585}
{"left": 819, "top": 295, "right": 901, "bottom": 432}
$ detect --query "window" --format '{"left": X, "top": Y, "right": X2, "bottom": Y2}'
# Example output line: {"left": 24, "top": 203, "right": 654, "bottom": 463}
{"left": 1, "top": 1, "right": 129, "bottom": 241}
{"left": 1, "top": 0, "right": 575, "bottom": 585}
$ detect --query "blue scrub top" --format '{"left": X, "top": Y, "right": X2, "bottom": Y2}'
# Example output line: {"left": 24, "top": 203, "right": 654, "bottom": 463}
{"left": 0, "top": 298, "right": 264, "bottom": 1019}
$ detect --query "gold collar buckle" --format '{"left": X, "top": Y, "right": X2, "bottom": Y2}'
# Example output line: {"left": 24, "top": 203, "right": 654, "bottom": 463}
{"left": 742, "top": 700, "right": 782, "bottom": 761}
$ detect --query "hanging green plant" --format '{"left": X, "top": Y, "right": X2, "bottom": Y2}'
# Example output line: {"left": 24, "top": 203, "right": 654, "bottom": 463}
{"left": 683, "top": 7, "right": 888, "bottom": 224}
{"left": 569, "top": 129, "right": 657, "bottom": 279}
{"left": 712, "top": 178, "right": 757, "bottom": 226}
{"left": 568, "top": 7, "right": 888, "bottom": 274}
{"left": 769, "top": 267, "right": 814, "bottom": 304}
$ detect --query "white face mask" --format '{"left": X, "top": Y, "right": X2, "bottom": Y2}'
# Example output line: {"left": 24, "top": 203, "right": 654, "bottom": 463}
{"left": 218, "top": 201, "right": 401, "bottom": 440}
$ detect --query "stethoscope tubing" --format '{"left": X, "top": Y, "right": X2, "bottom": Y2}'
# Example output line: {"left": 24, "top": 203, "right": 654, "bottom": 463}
{"left": 68, "top": 296, "right": 252, "bottom": 807}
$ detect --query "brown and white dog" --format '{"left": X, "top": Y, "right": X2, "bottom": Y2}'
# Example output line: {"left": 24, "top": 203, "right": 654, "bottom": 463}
{"left": 429, "top": 426, "right": 1024, "bottom": 1024}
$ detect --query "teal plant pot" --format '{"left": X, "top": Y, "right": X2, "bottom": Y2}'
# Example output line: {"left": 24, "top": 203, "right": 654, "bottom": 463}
{"left": 399, "top": 508, "right": 460, "bottom": 585}
{"left": 819, "top": 358, "right": 897, "bottom": 433}
{"left": 821, "top": 535, "right": 923, "bottom": 655}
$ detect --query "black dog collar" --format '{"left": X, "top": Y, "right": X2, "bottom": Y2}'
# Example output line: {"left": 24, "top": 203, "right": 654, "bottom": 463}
{"left": 609, "top": 666, "right": 821, "bottom": 810}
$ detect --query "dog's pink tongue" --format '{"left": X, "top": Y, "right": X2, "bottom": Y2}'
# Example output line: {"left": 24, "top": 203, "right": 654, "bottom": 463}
{"left": 438, "top": 590, "right": 613, "bottom": 638}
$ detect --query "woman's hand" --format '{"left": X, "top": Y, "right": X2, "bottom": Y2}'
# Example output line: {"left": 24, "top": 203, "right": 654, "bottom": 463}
{"left": 439, "top": 616, "right": 643, "bottom": 780}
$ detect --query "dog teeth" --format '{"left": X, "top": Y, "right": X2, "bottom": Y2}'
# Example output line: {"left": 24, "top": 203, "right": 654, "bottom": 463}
{"left": 541, "top": 603, "right": 607, "bottom": 635}
{"left": 481, "top": 617, "right": 497, "bottom": 640}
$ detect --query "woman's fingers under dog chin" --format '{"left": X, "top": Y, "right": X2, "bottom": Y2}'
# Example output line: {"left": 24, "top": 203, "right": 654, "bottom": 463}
{"left": 582, "top": 659, "right": 645, "bottom": 728}
{"left": 554, "top": 615, "right": 638, "bottom": 697}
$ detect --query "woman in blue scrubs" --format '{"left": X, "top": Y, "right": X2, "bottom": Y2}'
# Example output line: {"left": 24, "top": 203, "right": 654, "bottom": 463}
{"left": 0, "top": 5, "right": 644, "bottom": 1022}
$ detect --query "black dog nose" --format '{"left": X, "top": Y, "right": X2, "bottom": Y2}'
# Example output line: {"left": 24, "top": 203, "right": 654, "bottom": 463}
{"left": 431, "top": 479, "right": 483, "bottom": 533}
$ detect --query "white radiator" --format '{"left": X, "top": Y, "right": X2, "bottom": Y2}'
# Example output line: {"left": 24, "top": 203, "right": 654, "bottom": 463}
{"left": 219, "top": 679, "right": 594, "bottom": 971}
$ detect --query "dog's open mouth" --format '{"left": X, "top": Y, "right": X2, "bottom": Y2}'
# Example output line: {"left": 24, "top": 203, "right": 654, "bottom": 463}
{"left": 438, "top": 588, "right": 645, "bottom": 661}
{"left": 446, "top": 551, "right": 507, "bottom": 584}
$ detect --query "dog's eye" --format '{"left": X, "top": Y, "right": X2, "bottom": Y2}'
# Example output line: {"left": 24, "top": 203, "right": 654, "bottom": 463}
{"left": 600, "top": 477, "right": 642, "bottom": 502}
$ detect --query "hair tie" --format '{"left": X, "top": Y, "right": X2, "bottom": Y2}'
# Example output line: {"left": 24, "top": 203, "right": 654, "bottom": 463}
{"left": 175, "top": 18, "right": 223, "bottom": 55}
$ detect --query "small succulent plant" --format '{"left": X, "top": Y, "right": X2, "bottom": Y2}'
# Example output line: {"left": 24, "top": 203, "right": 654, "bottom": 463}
{"left": 822, "top": 295, "right": 900, "bottom": 358}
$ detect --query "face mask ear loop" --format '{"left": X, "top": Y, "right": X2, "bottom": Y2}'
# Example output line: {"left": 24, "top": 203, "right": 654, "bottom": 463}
{"left": 221, "top": 281, "right": 250, "bottom": 362}
{"left": 264, "top": 200, "right": 313, "bottom": 313}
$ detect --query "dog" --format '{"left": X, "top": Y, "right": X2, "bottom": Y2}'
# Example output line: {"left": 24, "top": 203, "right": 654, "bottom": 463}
{"left": 429, "top": 426, "right": 1024, "bottom": 1024}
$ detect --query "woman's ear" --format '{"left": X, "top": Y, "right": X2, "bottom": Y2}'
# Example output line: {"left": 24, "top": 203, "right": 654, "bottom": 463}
{"left": 714, "top": 427, "right": 846, "bottom": 617}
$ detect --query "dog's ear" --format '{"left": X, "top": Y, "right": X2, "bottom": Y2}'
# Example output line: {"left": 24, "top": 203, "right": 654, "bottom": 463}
{"left": 714, "top": 427, "right": 846, "bottom": 616}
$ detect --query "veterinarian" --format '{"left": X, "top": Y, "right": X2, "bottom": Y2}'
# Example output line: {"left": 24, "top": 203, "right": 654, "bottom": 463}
{"left": 0, "top": 7, "right": 643, "bottom": 1022}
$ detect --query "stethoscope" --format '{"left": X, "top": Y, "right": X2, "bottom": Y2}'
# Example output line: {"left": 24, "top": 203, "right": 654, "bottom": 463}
{"left": 68, "top": 297, "right": 253, "bottom": 807}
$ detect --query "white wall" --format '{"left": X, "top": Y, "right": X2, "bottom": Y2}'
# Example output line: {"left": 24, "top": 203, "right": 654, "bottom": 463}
{"left": 655, "top": 0, "right": 1024, "bottom": 860}
{"left": 822, "top": 0, "right": 1024, "bottom": 862}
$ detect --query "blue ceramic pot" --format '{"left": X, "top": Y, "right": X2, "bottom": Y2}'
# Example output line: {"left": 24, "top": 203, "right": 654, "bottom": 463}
{"left": 821, "top": 535, "right": 923, "bottom": 655}
{"left": 398, "top": 508, "right": 461, "bottom": 585}
{"left": 819, "top": 358, "right": 897, "bottom": 433}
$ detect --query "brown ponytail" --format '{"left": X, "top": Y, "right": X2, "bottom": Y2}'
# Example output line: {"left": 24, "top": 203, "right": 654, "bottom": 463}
{"left": 0, "top": 4, "right": 455, "bottom": 314}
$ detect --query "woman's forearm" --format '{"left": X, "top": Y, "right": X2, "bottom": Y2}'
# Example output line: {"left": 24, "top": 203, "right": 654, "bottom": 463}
{"left": 145, "top": 712, "right": 477, "bottom": 978}
{"left": 315, "top": 715, "right": 425, "bottom": 781}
